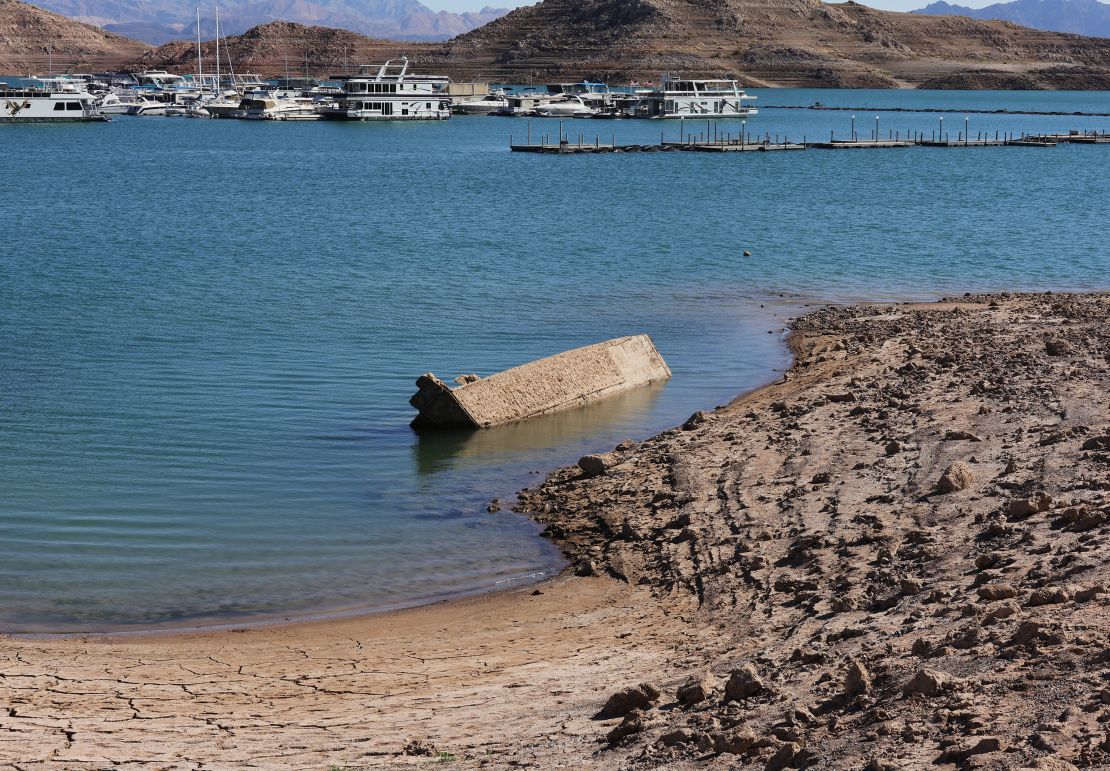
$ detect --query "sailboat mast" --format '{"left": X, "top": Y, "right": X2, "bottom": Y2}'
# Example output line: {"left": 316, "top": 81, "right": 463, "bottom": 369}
{"left": 215, "top": 7, "right": 221, "bottom": 90}
{"left": 196, "top": 7, "right": 203, "bottom": 86}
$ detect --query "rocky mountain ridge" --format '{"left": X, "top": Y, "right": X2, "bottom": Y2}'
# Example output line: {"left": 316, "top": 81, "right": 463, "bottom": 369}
{"left": 424, "top": 0, "right": 1110, "bottom": 87}
{"left": 26, "top": 0, "right": 508, "bottom": 44}
{"left": 136, "top": 20, "right": 433, "bottom": 77}
{"left": 914, "top": 0, "right": 1110, "bottom": 39}
{"left": 6, "top": 0, "right": 1110, "bottom": 88}
{"left": 0, "top": 0, "right": 148, "bottom": 73}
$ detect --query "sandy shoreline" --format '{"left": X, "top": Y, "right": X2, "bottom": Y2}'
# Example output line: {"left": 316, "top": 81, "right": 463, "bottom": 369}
{"left": 2, "top": 291, "right": 1107, "bottom": 770}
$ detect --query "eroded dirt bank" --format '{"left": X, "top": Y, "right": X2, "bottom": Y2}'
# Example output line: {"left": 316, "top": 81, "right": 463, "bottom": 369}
{"left": 521, "top": 291, "right": 1109, "bottom": 769}
{"left": 1, "top": 292, "right": 1106, "bottom": 770}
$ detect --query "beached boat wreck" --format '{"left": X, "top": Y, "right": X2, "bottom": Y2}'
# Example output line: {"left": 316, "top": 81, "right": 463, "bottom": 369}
{"left": 409, "top": 335, "right": 671, "bottom": 429}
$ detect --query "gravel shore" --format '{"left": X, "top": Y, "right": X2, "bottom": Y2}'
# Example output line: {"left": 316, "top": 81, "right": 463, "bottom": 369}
{"left": 2, "top": 292, "right": 1106, "bottom": 770}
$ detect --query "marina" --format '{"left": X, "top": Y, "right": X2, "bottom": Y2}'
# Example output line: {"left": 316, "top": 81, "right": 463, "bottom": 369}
{"left": 1, "top": 83, "right": 1108, "bottom": 635}
{"left": 3, "top": 58, "right": 766, "bottom": 124}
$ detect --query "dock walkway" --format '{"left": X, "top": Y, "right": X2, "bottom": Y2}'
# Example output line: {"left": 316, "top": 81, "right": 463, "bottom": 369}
{"left": 510, "top": 128, "right": 1108, "bottom": 156}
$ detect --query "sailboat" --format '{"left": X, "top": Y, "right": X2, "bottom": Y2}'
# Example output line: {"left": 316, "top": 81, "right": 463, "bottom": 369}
{"left": 202, "top": 8, "right": 245, "bottom": 117}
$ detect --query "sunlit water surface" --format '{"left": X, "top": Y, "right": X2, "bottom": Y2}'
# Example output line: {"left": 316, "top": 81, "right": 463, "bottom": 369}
{"left": 1, "top": 88, "right": 1107, "bottom": 632}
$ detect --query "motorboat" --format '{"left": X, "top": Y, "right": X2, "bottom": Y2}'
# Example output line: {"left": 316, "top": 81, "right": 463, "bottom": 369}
{"left": 240, "top": 92, "right": 321, "bottom": 120}
{"left": 204, "top": 91, "right": 246, "bottom": 119}
{"left": 125, "top": 97, "right": 169, "bottom": 116}
{"left": 96, "top": 92, "right": 144, "bottom": 114}
{"left": 450, "top": 91, "right": 509, "bottom": 115}
{"left": 534, "top": 95, "right": 597, "bottom": 118}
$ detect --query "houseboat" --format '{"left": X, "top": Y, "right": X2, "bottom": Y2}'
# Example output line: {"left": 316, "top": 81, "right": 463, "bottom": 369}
{"left": 1, "top": 80, "right": 103, "bottom": 123}
{"left": 636, "top": 76, "right": 757, "bottom": 119}
{"left": 323, "top": 58, "right": 450, "bottom": 121}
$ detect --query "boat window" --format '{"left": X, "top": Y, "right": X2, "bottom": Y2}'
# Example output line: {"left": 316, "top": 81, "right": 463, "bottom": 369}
{"left": 54, "top": 102, "right": 66, "bottom": 110}
{"left": 67, "top": 102, "right": 82, "bottom": 110}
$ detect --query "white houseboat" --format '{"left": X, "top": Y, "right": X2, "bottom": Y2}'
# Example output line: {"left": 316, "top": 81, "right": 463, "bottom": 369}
{"left": 1, "top": 80, "right": 103, "bottom": 123}
{"left": 637, "top": 76, "right": 757, "bottom": 119}
{"left": 323, "top": 58, "right": 450, "bottom": 121}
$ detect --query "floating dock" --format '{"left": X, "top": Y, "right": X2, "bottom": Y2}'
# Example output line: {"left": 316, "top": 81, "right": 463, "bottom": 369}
{"left": 663, "top": 140, "right": 805, "bottom": 152}
{"left": 409, "top": 335, "right": 672, "bottom": 429}
{"left": 510, "top": 127, "right": 1108, "bottom": 156}
{"left": 809, "top": 139, "right": 913, "bottom": 149}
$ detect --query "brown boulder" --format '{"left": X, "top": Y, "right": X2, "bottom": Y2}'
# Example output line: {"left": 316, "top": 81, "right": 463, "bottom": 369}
{"left": 936, "top": 462, "right": 974, "bottom": 494}
{"left": 676, "top": 674, "right": 715, "bottom": 705}
{"left": 596, "top": 682, "right": 660, "bottom": 718}
{"left": 725, "top": 663, "right": 765, "bottom": 701}
{"left": 903, "top": 668, "right": 956, "bottom": 697}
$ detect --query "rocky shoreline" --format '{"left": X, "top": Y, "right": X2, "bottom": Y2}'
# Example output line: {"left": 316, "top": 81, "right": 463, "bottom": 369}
{"left": 0, "top": 292, "right": 1105, "bottom": 769}
{"left": 517, "top": 291, "right": 1109, "bottom": 769}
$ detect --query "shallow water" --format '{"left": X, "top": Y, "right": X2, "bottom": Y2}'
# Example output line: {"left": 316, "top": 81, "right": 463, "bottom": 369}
{"left": 1, "top": 88, "right": 1108, "bottom": 632}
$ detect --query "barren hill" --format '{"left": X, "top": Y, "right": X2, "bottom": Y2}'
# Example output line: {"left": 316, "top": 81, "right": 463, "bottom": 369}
{"left": 423, "top": 0, "right": 1110, "bottom": 87}
{"left": 136, "top": 20, "right": 436, "bottom": 78}
{"left": 29, "top": 0, "right": 509, "bottom": 44}
{"left": 0, "top": 0, "right": 148, "bottom": 74}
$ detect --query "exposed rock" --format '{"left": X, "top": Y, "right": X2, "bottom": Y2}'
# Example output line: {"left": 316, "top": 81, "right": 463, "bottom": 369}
{"left": 607, "top": 709, "right": 647, "bottom": 743}
{"left": 936, "top": 736, "right": 1004, "bottom": 764}
{"left": 944, "top": 430, "right": 982, "bottom": 441}
{"left": 724, "top": 663, "right": 765, "bottom": 701}
{"left": 596, "top": 683, "right": 660, "bottom": 719}
{"left": 401, "top": 738, "right": 437, "bottom": 756}
{"left": 579, "top": 454, "right": 613, "bottom": 478}
{"left": 766, "top": 741, "right": 811, "bottom": 771}
{"left": 844, "top": 659, "right": 872, "bottom": 696}
{"left": 977, "top": 582, "right": 1018, "bottom": 601}
{"left": 676, "top": 674, "right": 715, "bottom": 705}
{"left": 1025, "top": 587, "right": 1070, "bottom": 606}
{"left": 712, "top": 729, "right": 758, "bottom": 754}
{"left": 1081, "top": 435, "right": 1110, "bottom": 451}
{"left": 1045, "top": 338, "right": 1075, "bottom": 356}
{"left": 936, "top": 462, "right": 974, "bottom": 494}
{"left": 903, "top": 668, "right": 956, "bottom": 697}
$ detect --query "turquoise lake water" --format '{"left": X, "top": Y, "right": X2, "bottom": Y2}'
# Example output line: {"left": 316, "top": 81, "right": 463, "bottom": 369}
{"left": 1, "top": 88, "right": 1108, "bottom": 632}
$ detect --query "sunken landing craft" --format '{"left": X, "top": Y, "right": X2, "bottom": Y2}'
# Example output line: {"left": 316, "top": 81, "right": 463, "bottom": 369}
{"left": 409, "top": 335, "right": 672, "bottom": 429}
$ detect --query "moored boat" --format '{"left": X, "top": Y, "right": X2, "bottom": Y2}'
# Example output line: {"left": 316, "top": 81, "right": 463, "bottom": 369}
{"left": 534, "top": 94, "right": 598, "bottom": 118}
{"left": 450, "top": 91, "right": 509, "bottom": 115}
{"left": 322, "top": 58, "right": 450, "bottom": 121}
{"left": 240, "top": 92, "right": 321, "bottom": 120}
{"left": 125, "top": 97, "right": 169, "bottom": 116}
{"left": 639, "top": 76, "right": 758, "bottom": 119}
{"left": 1, "top": 81, "right": 104, "bottom": 123}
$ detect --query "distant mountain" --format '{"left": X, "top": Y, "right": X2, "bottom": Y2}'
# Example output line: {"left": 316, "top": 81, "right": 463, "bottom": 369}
{"left": 136, "top": 19, "right": 436, "bottom": 74}
{"left": 913, "top": 0, "right": 1110, "bottom": 38}
{"left": 423, "top": 0, "right": 1110, "bottom": 88}
{"left": 26, "top": 0, "right": 510, "bottom": 44}
{"left": 0, "top": 0, "right": 149, "bottom": 72}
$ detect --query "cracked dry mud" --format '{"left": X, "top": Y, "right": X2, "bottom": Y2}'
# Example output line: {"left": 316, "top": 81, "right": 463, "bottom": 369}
{"left": 2, "top": 292, "right": 1108, "bottom": 770}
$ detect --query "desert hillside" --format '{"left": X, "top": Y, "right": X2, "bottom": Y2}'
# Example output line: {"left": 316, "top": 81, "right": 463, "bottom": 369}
{"left": 5, "top": 0, "right": 1110, "bottom": 89}
{"left": 425, "top": 0, "right": 1110, "bottom": 87}
{"left": 136, "top": 21, "right": 436, "bottom": 79}
{"left": 0, "top": 0, "right": 148, "bottom": 74}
